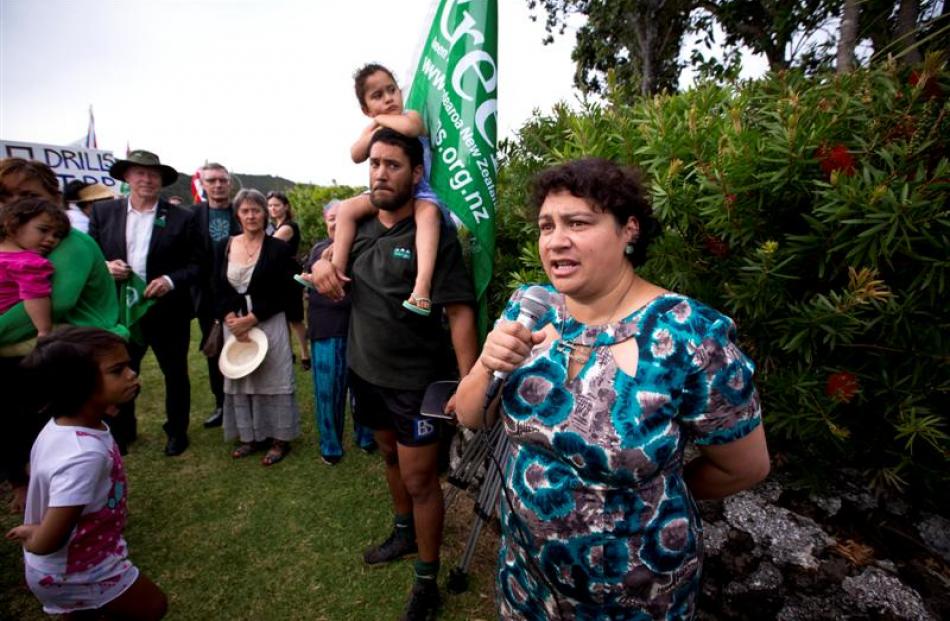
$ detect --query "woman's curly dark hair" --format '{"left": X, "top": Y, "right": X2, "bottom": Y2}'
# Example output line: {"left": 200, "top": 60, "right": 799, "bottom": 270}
{"left": 530, "top": 158, "right": 660, "bottom": 267}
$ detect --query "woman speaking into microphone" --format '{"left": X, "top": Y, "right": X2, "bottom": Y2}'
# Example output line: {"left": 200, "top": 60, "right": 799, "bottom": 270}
{"left": 454, "top": 158, "right": 770, "bottom": 620}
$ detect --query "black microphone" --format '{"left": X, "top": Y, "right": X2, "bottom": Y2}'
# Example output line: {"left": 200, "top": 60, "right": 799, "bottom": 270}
{"left": 484, "top": 286, "right": 549, "bottom": 404}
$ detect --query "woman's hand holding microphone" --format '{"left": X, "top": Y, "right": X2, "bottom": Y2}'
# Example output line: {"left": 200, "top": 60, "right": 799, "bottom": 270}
{"left": 478, "top": 321, "right": 546, "bottom": 378}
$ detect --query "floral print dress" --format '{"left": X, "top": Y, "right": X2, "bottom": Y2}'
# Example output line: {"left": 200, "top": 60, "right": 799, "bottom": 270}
{"left": 496, "top": 285, "right": 762, "bottom": 620}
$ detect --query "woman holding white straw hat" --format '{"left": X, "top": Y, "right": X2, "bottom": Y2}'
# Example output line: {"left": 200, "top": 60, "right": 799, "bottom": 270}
{"left": 213, "top": 188, "right": 300, "bottom": 465}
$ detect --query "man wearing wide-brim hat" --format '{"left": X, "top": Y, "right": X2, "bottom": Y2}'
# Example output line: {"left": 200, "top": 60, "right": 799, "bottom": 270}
{"left": 88, "top": 149, "right": 201, "bottom": 457}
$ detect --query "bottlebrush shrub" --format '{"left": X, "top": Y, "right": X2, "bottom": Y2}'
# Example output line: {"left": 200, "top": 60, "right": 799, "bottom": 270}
{"left": 493, "top": 56, "right": 949, "bottom": 503}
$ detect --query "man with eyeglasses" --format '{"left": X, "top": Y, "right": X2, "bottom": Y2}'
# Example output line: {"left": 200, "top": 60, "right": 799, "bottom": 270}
{"left": 193, "top": 162, "right": 240, "bottom": 428}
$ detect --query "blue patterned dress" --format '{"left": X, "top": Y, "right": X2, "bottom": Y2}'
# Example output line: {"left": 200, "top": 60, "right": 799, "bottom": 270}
{"left": 496, "top": 285, "right": 762, "bottom": 620}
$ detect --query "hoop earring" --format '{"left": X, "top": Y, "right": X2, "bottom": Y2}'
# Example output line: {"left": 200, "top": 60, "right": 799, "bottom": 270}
{"left": 624, "top": 242, "right": 635, "bottom": 255}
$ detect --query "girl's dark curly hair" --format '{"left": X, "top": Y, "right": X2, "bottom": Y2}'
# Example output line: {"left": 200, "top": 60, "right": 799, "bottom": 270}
{"left": 530, "top": 158, "right": 660, "bottom": 267}
{"left": 0, "top": 197, "right": 70, "bottom": 241}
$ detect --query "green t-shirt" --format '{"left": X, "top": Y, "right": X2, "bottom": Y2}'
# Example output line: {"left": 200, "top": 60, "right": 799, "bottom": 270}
{"left": 0, "top": 229, "right": 127, "bottom": 346}
{"left": 347, "top": 214, "right": 474, "bottom": 390}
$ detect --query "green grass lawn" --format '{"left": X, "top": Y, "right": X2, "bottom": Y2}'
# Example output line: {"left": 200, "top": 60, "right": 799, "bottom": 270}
{"left": 1, "top": 325, "right": 498, "bottom": 620}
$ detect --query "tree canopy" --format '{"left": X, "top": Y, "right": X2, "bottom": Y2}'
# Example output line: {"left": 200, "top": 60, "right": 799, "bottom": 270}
{"left": 528, "top": 0, "right": 949, "bottom": 97}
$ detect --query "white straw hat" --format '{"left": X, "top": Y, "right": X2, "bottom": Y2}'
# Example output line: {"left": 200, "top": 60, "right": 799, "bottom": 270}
{"left": 218, "top": 328, "right": 268, "bottom": 379}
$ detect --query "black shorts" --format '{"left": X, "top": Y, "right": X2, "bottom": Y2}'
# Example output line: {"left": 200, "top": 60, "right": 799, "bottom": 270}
{"left": 348, "top": 369, "right": 441, "bottom": 447}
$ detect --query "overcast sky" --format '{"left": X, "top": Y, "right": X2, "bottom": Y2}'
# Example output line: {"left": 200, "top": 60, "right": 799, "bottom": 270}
{"left": 0, "top": 0, "right": 587, "bottom": 186}
{"left": 1, "top": 0, "right": 767, "bottom": 187}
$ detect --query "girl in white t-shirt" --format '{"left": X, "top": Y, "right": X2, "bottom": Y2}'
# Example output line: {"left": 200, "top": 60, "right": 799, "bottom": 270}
{"left": 5, "top": 327, "right": 167, "bottom": 619}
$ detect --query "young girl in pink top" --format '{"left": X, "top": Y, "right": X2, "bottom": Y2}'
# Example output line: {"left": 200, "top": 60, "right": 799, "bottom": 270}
{"left": 6, "top": 327, "right": 167, "bottom": 619}
{"left": 0, "top": 198, "right": 70, "bottom": 336}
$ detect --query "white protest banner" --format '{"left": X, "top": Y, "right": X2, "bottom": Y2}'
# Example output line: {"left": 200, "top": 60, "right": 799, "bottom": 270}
{"left": 0, "top": 139, "right": 118, "bottom": 189}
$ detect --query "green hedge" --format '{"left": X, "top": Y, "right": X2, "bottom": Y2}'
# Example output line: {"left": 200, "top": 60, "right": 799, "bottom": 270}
{"left": 493, "top": 59, "right": 949, "bottom": 501}
{"left": 286, "top": 183, "right": 365, "bottom": 255}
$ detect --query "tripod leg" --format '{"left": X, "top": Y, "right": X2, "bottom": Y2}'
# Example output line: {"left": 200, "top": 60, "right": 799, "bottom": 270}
{"left": 447, "top": 471, "right": 504, "bottom": 594}
{"left": 447, "top": 425, "right": 511, "bottom": 594}
{"left": 447, "top": 427, "right": 491, "bottom": 489}
{"left": 444, "top": 422, "right": 502, "bottom": 507}
{"left": 445, "top": 428, "right": 489, "bottom": 507}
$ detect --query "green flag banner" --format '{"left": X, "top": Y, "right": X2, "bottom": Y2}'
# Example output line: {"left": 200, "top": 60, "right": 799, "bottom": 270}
{"left": 119, "top": 273, "right": 154, "bottom": 344}
{"left": 406, "top": 0, "right": 497, "bottom": 337}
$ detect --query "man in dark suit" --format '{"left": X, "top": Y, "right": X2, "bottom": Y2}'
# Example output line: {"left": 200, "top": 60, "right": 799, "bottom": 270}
{"left": 191, "top": 162, "right": 241, "bottom": 429}
{"left": 89, "top": 150, "right": 201, "bottom": 456}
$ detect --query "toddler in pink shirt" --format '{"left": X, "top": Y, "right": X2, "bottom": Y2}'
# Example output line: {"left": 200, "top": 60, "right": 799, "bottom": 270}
{"left": 0, "top": 198, "right": 70, "bottom": 336}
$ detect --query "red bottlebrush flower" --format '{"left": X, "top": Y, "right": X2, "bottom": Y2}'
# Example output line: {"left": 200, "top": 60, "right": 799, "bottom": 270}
{"left": 884, "top": 116, "right": 916, "bottom": 143}
{"left": 826, "top": 371, "right": 860, "bottom": 403}
{"left": 909, "top": 71, "right": 943, "bottom": 100}
{"left": 817, "top": 144, "right": 856, "bottom": 177}
{"left": 704, "top": 235, "right": 730, "bottom": 258}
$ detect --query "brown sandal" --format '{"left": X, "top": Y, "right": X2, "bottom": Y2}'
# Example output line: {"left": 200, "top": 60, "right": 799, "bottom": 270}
{"left": 261, "top": 441, "right": 290, "bottom": 466}
{"left": 231, "top": 442, "right": 257, "bottom": 459}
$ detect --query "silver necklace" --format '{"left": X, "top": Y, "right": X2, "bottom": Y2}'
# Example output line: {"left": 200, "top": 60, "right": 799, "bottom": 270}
{"left": 242, "top": 236, "right": 262, "bottom": 261}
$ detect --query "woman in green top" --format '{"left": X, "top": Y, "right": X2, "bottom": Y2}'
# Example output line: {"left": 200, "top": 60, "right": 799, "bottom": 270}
{"left": 0, "top": 158, "right": 126, "bottom": 512}
{"left": 0, "top": 159, "right": 126, "bottom": 346}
